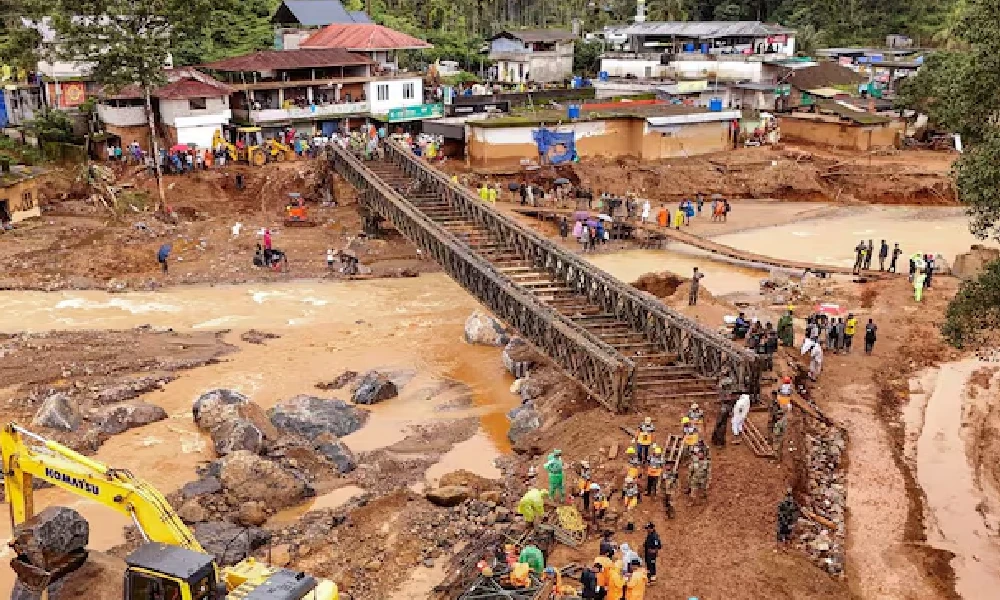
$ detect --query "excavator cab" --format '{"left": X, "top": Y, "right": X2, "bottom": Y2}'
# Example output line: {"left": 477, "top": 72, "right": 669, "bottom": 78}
{"left": 124, "top": 543, "right": 218, "bottom": 600}
{"left": 235, "top": 127, "right": 266, "bottom": 167}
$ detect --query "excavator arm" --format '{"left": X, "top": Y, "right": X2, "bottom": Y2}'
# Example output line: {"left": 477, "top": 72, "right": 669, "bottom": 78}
{"left": 1, "top": 422, "right": 204, "bottom": 553}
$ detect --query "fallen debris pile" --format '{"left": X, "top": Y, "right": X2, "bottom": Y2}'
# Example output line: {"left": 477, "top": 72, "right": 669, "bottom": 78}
{"left": 799, "top": 422, "right": 847, "bottom": 577}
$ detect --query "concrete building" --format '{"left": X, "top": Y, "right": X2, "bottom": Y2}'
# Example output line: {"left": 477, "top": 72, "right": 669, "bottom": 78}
{"left": 599, "top": 21, "right": 796, "bottom": 82}
{"left": 0, "top": 164, "right": 46, "bottom": 224}
{"left": 97, "top": 68, "right": 232, "bottom": 149}
{"left": 777, "top": 103, "right": 901, "bottom": 151}
{"left": 272, "top": 0, "right": 371, "bottom": 50}
{"left": 488, "top": 30, "right": 576, "bottom": 84}
{"left": 202, "top": 48, "right": 425, "bottom": 136}
{"left": 460, "top": 103, "right": 740, "bottom": 167}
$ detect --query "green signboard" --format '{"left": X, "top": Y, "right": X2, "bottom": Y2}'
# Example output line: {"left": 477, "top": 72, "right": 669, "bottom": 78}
{"left": 387, "top": 103, "right": 444, "bottom": 122}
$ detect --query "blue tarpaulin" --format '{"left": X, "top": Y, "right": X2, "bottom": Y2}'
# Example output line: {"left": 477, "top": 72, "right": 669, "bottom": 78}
{"left": 532, "top": 128, "right": 576, "bottom": 164}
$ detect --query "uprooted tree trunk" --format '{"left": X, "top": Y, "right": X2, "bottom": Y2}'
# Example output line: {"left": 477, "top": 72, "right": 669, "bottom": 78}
{"left": 144, "top": 86, "right": 166, "bottom": 212}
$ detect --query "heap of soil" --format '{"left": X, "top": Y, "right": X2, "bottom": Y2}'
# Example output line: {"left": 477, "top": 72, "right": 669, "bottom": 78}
{"left": 634, "top": 271, "right": 685, "bottom": 298}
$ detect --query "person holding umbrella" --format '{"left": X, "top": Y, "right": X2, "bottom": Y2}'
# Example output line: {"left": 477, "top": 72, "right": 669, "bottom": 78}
{"left": 156, "top": 243, "right": 171, "bottom": 274}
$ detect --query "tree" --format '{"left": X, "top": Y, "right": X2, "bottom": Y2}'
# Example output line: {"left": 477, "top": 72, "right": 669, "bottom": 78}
{"left": 573, "top": 40, "right": 602, "bottom": 76}
{"left": 943, "top": 256, "right": 1000, "bottom": 349}
{"left": 43, "top": 0, "right": 222, "bottom": 210}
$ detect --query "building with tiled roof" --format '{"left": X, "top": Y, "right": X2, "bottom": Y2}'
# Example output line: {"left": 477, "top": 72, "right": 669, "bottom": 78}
{"left": 96, "top": 68, "right": 234, "bottom": 150}
{"left": 300, "top": 23, "right": 432, "bottom": 74}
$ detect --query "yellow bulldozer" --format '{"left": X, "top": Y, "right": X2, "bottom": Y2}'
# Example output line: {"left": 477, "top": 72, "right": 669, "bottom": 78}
{"left": 1, "top": 423, "right": 338, "bottom": 600}
{"left": 213, "top": 128, "right": 295, "bottom": 167}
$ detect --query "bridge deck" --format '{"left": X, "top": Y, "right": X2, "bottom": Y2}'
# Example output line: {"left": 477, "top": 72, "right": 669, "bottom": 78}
{"left": 331, "top": 142, "right": 765, "bottom": 412}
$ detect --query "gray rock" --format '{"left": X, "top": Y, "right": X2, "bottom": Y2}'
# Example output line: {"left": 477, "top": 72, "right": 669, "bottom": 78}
{"left": 181, "top": 476, "right": 222, "bottom": 499}
{"left": 463, "top": 311, "right": 510, "bottom": 346}
{"left": 192, "top": 389, "right": 249, "bottom": 431}
{"left": 519, "top": 378, "right": 545, "bottom": 402}
{"left": 316, "top": 370, "right": 358, "bottom": 391}
{"left": 315, "top": 436, "right": 358, "bottom": 474}
{"left": 212, "top": 419, "right": 265, "bottom": 456}
{"left": 193, "top": 521, "right": 271, "bottom": 566}
{"left": 269, "top": 395, "right": 368, "bottom": 440}
{"left": 507, "top": 407, "right": 543, "bottom": 443}
{"left": 426, "top": 486, "right": 472, "bottom": 507}
{"left": 352, "top": 370, "right": 398, "bottom": 405}
{"left": 12, "top": 507, "right": 89, "bottom": 571}
{"left": 92, "top": 402, "right": 167, "bottom": 435}
{"left": 31, "top": 393, "right": 82, "bottom": 432}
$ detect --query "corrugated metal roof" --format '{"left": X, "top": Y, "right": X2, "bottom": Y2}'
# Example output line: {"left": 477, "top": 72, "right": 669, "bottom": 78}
{"left": 301, "top": 23, "right": 432, "bottom": 51}
{"left": 609, "top": 21, "right": 795, "bottom": 39}
{"left": 200, "top": 48, "right": 374, "bottom": 72}
{"left": 272, "top": 1, "right": 368, "bottom": 27}
{"left": 489, "top": 29, "right": 576, "bottom": 43}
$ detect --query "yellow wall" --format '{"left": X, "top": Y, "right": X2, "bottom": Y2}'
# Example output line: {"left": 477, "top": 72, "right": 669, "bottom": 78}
{"left": 0, "top": 176, "right": 42, "bottom": 223}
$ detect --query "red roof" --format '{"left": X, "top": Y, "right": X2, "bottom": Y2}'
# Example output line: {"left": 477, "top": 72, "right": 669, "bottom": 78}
{"left": 103, "top": 68, "right": 231, "bottom": 100}
{"left": 200, "top": 48, "right": 374, "bottom": 72}
{"left": 301, "top": 23, "right": 432, "bottom": 51}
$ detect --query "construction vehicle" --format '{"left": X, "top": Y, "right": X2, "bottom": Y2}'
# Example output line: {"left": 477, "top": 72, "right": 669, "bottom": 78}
{"left": 264, "top": 139, "right": 296, "bottom": 163}
{"left": 1, "top": 423, "right": 338, "bottom": 600}
{"left": 213, "top": 128, "right": 267, "bottom": 167}
{"left": 284, "top": 193, "right": 315, "bottom": 227}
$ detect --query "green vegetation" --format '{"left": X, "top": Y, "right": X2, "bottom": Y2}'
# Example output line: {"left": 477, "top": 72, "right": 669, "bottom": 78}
{"left": 894, "top": 0, "right": 1000, "bottom": 348}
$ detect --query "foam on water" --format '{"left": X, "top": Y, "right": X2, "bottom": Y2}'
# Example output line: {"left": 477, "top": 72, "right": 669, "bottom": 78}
{"left": 54, "top": 297, "right": 181, "bottom": 314}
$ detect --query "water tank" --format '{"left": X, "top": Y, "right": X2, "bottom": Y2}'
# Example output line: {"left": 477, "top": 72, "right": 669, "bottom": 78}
{"left": 568, "top": 104, "right": 581, "bottom": 119}
{"left": 683, "top": 43, "right": 695, "bottom": 52}
{"left": 700, "top": 43, "right": 710, "bottom": 54}
{"left": 599, "top": 71, "right": 609, "bottom": 81}
{"left": 709, "top": 98, "right": 723, "bottom": 112}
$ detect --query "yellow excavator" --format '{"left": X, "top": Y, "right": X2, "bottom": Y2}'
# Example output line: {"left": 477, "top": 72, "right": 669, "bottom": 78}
{"left": 1, "top": 423, "right": 338, "bottom": 600}
{"left": 213, "top": 129, "right": 295, "bottom": 166}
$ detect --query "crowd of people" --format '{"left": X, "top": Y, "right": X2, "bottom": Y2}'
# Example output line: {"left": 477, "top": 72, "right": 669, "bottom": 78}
{"left": 852, "top": 239, "right": 902, "bottom": 273}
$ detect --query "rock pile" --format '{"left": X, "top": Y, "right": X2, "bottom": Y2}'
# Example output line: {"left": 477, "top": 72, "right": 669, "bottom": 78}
{"left": 799, "top": 422, "right": 847, "bottom": 577}
{"left": 31, "top": 393, "right": 82, "bottom": 432}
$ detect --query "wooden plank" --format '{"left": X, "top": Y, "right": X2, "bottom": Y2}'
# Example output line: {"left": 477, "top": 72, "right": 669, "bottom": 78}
{"left": 608, "top": 442, "right": 620, "bottom": 460}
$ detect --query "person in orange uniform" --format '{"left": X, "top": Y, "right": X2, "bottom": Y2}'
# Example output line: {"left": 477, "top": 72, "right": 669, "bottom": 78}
{"left": 777, "top": 376, "right": 793, "bottom": 411}
{"left": 624, "top": 559, "right": 648, "bottom": 600}
{"left": 625, "top": 446, "right": 641, "bottom": 486}
{"left": 656, "top": 205, "right": 668, "bottom": 227}
{"left": 682, "top": 417, "right": 699, "bottom": 457}
{"left": 591, "top": 483, "right": 608, "bottom": 524}
{"left": 605, "top": 558, "right": 625, "bottom": 600}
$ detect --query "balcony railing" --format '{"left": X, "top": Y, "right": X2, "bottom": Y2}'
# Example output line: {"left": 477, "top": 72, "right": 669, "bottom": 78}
{"left": 97, "top": 104, "right": 147, "bottom": 127}
{"left": 235, "top": 101, "right": 371, "bottom": 123}
{"left": 489, "top": 50, "right": 573, "bottom": 61}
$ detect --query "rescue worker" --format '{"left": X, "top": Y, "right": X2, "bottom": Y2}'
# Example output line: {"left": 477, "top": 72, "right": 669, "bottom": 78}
{"left": 544, "top": 449, "right": 566, "bottom": 503}
{"left": 687, "top": 403, "right": 704, "bottom": 425}
{"left": 661, "top": 472, "right": 677, "bottom": 519}
{"left": 712, "top": 396, "right": 733, "bottom": 446}
{"left": 581, "top": 562, "right": 606, "bottom": 599}
{"left": 732, "top": 393, "right": 751, "bottom": 442}
{"left": 681, "top": 417, "right": 699, "bottom": 457}
{"left": 776, "top": 488, "right": 800, "bottom": 551}
{"left": 599, "top": 530, "right": 617, "bottom": 559}
{"left": 642, "top": 522, "right": 662, "bottom": 583}
{"left": 592, "top": 484, "right": 608, "bottom": 524}
{"left": 623, "top": 476, "right": 640, "bottom": 511}
{"left": 543, "top": 567, "right": 576, "bottom": 596}
{"left": 771, "top": 408, "right": 789, "bottom": 461}
{"left": 686, "top": 444, "right": 710, "bottom": 499}
{"left": 625, "top": 559, "right": 648, "bottom": 600}
{"left": 519, "top": 543, "right": 545, "bottom": 575}
{"left": 509, "top": 562, "right": 533, "bottom": 587}
{"left": 777, "top": 309, "right": 794, "bottom": 347}
{"left": 593, "top": 556, "right": 614, "bottom": 599}
{"left": 777, "top": 376, "right": 793, "bottom": 411}
{"left": 578, "top": 460, "right": 593, "bottom": 511}
{"left": 625, "top": 446, "right": 642, "bottom": 487}
{"left": 646, "top": 446, "right": 664, "bottom": 496}
{"left": 605, "top": 558, "right": 625, "bottom": 600}
{"left": 517, "top": 488, "right": 548, "bottom": 524}
{"left": 636, "top": 417, "right": 655, "bottom": 463}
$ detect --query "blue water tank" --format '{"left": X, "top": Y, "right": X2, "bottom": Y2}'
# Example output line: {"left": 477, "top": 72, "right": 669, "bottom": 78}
{"left": 599, "top": 71, "right": 609, "bottom": 81}
{"left": 568, "top": 104, "right": 581, "bottom": 119}
{"left": 709, "top": 98, "right": 723, "bottom": 112}
{"left": 700, "top": 43, "right": 710, "bottom": 54}
{"left": 684, "top": 43, "right": 695, "bottom": 52}
{"left": 572, "top": 76, "right": 582, "bottom": 89}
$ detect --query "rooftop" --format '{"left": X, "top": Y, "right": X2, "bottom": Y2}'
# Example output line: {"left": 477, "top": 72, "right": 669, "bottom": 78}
{"left": 783, "top": 101, "right": 891, "bottom": 125}
{"left": 103, "top": 68, "right": 232, "bottom": 100}
{"left": 0, "top": 164, "right": 47, "bottom": 188}
{"left": 200, "top": 48, "right": 374, "bottom": 72}
{"left": 488, "top": 29, "right": 576, "bottom": 43}
{"left": 272, "top": 0, "right": 371, "bottom": 27}
{"left": 609, "top": 21, "right": 796, "bottom": 39}
{"left": 301, "top": 23, "right": 433, "bottom": 51}
{"left": 774, "top": 61, "right": 865, "bottom": 91}
{"left": 467, "top": 102, "right": 726, "bottom": 127}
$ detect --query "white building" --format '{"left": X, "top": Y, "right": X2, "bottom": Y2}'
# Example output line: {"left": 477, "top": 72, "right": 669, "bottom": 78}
{"left": 488, "top": 29, "right": 576, "bottom": 84}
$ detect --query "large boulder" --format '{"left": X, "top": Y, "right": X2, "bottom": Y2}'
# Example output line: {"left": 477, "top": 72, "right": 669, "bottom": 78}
{"left": 953, "top": 245, "right": 1000, "bottom": 280}
{"left": 212, "top": 419, "right": 265, "bottom": 456}
{"left": 31, "top": 393, "right": 82, "bottom": 432}
{"left": 502, "top": 338, "right": 535, "bottom": 378}
{"left": 180, "top": 476, "right": 222, "bottom": 499}
{"left": 12, "top": 551, "right": 125, "bottom": 600}
{"left": 314, "top": 434, "right": 358, "bottom": 474}
{"left": 425, "top": 485, "right": 473, "bottom": 507}
{"left": 91, "top": 403, "right": 167, "bottom": 435}
{"left": 464, "top": 311, "right": 510, "bottom": 346}
{"left": 351, "top": 370, "right": 398, "bottom": 405}
{"left": 193, "top": 521, "right": 271, "bottom": 566}
{"left": 218, "top": 450, "right": 309, "bottom": 508}
{"left": 192, "top": 389, "right": 249, "bottom": 431}
{"left": 12, "top": 507, "right": 89, "bottom": 571}
{"left": 507, "top": 405, "right": 543, "bottom": 444}
{"left": 269, "top": 395, "right": 368, "bottom": 440}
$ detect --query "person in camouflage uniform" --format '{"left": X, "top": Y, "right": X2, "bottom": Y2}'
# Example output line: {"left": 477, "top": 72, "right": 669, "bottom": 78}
{"left": 771, "top": 409, "right": 789, "bottom": 461}
{"left": 685, "top": 443, "right": 711, "bottom": 499}
{"left": 776, "top": 488, "right": 800, "bottom": 550}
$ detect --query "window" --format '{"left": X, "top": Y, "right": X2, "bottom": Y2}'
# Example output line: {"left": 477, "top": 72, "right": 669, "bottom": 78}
{"left": 21, "top": 191, "right": 32, "bottom": 210}
{"left": 403, "top": 82, "right": 415, "bottom": 100}
{"left": 127, "top": 571, "right": 182, "bottom": 600}
{"left": 188, "top": 97, "right": 207, "bottom": 110}
{"left": 376, "top": 84, "right": 389, "bottom": 101}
